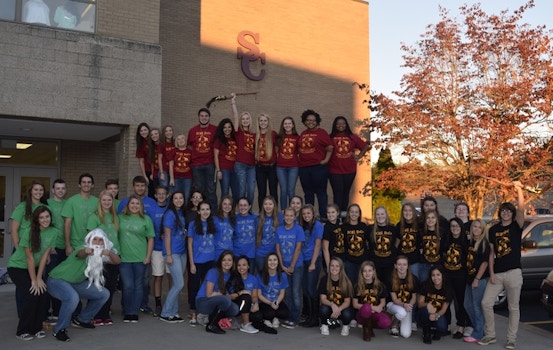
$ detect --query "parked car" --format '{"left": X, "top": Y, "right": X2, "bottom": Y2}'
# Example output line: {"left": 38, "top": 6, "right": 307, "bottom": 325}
{"left": 541, "top": 270, "right": 553, "bottom": 317}
{"left": 494, "top": 215, "right": 553, "bottom": 309}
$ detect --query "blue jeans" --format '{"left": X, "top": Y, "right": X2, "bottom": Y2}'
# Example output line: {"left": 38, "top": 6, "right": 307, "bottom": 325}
{"left": 417, "top": 263, "right": 432, "bottom": 284}
{"left": 299, "top": 164, "right": 329, "bottom": 218}
{"left": 219, "top": 169, "right": 239, "bottom": 198}
{"left": 344, "top": 260, "right": 361, "bottom": 286}
{"left": 159, "top": 171, "right": 169, "bottom": 187}
{"left": 303, "top": 257, "right": 321, "bottom": 298}
{"left": 417, "top": 307, "right": 448, "bottom": 333}
{"left": 161, "top": 253, "right": 187, "bottom": 318}
{"left": 285, "top": 266, "right": 304, "bottom": 324}
{"left": 119, "top": 262, "right": 147, "bottom": 315}
{"left": 234, "top": 161, "right": 256, "bottom": 205}
{"left": 196, "top": 295, "right": 239, "bottom": 317}
{"left": 276, "top": 166, "right": 299, "bottom": 210}
{"left": 192, "top": 163, "right": 217, "bottom": 209}
{"left": 173, "top": 178, "right": 192, "bottom": 202}
{"left": 464, "top": 278, "right": 487, "bottom": 339}
{"left": 47, "top": 277, "right": 109, "bottom": 333}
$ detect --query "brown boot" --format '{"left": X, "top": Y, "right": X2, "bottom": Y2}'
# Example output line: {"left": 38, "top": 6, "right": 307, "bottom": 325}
{"left": 362, "top": 320, "right": 373, "bottom": 341}
{"left": 369, "top": 319, "right": 376, "bottom": 338}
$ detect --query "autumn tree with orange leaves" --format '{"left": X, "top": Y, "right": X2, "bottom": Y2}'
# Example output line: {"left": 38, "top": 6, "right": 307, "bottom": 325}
{"left": 361, "top": 0, "right": 553, "bottom": 218}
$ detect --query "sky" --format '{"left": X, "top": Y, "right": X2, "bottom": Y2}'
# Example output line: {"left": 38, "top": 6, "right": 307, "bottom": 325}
{"left": 368, "top": 0, "right": 553, "bottom": 162}
{"left": 370, "top": 0, "right": 553, "bottom": 95}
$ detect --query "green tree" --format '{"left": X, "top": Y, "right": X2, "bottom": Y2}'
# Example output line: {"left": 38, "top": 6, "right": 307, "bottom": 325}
{"left": 372, "top": 148, "right": 404, "bottom": 224}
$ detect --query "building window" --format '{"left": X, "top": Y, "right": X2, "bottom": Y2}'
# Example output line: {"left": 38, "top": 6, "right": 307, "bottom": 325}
{"left": 1, "top": 0, "right": 96, "bottom": 33}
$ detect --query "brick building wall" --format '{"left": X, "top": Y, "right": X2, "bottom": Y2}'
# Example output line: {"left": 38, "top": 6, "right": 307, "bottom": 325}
{"left": 96, "top": 0, "right": 160, "bottom": 44}
{"left": 160, "top": 0, "right": 371, "bottom": 214}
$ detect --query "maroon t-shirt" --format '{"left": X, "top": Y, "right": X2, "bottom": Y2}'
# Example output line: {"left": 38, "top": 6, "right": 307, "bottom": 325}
{"left": 276, "top": 134, "right": 300, "bottom": 168}
{"left": 135, "top": 140, "right": 152, "bottom": 172}
{"left": 187, "top": 124, "right": 217, "bottom": 166}
{"left": 256, "top": 131, "right": 277, "bottom": 165}
{"left": 329, "top": 133, "right": 368, "bottom": 174}
{"left": 171, "top": 148, "right": 192, "bottom": 179}
{"left": 214, "top": 137, "right": 238, "bottom": 170}
{"left": 298, "top": 128, "right": 332, "bottom": 167}
{"left": 162, "top": 141, "right": 175, "bottom": 172}
{"left": 235, "top": 128, "right": 256, "bottom": 165}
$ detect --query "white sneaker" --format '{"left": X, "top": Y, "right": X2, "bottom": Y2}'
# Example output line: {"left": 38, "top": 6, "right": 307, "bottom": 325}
{"left": 264, "top": 320, "right": 273, "bottom": 328}
{"left": 320, "top": 324, "right": 330, "bottom": 335}
{"left": 463, "top": 326, "right": 473, "bottom": 337}
{"left": 272, "top": 317, "right": 280, "bottom": 328}
{"left": 240, "top": 322, "right": 259, "bottom": 334}
{"left": 196, "top": 313, "right": 209, "bottom": 326}
{"left": 349, "top": 319, "right": 358, "bottom": 328}
{"left": 411, "top": 322, "right": 418, "bottom": 332}
{"left": 340, "top": 325, "right": 350, "bottom": 336}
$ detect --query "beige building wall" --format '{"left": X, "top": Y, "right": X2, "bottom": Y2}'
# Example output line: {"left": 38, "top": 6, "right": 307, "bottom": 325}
{"left": 160, "top": 0, "right": 371, "bottom": 215}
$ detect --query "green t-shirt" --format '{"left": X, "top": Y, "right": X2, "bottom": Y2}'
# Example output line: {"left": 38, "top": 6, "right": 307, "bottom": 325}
{"left": 7, "top": 226, "right": 59, "bottom": 269}
{"left": 10, "top": 202, "right": 48, "bottom": 244}
{"left": 47, "top": 198, "right": 67, "bottom": 249}
{"left": 118, "top": 214, "right": 155, "bottom": 263}
{"left": 86, "top": 212, "right": 120, "bottom": 254}
{"left": 61, "top": 194, "right": 98, "bottom": 249}
{"left": 49, "top": 246, "right": 88, "bottom": 284}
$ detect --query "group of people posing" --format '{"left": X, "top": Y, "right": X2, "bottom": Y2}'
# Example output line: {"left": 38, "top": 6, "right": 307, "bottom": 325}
{"left": 6, "top": 100, "right": 524, "bottom": 349}
{"left": 134, "top": 94, "right": 369, "bottom": 218}
{"left": 7, "top": 166, "right": 525, "bottom": 350}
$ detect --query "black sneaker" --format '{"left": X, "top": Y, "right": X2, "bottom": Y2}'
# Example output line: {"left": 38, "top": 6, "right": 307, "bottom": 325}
{"left": 123, "top": 314, "right": 132, "bottom": 323}
{"left": 131, "top": 314, "right": 139, "bottom": 323}
{"left": 71, "top": 317, "right": 95, "bottom": 329}
{"left": 160, "top": 316, "right": 179, "bottom": 324}
{"left": 53, "top": 329, "right": 71, "bottom": 342}
{"left": 140, "top": 306, "right": 153, "bottom": 314}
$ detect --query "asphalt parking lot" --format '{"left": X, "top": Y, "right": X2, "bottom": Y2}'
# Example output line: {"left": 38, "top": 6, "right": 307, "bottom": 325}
{"left": 1, "top": 283, "right": 552, "bottom": 350}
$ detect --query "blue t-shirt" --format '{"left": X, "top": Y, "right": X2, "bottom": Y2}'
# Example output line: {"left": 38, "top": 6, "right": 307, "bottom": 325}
{"left": 214, "top": 216, "right": 234, "bottom": 259}
{"left": 233, "top": 213, "right": 258, "bottom": 258}
{"left": 276, "top": 223, "right": 305, "bottom": 268}
{"left": 256, "top": 272, "right": 289, "bottom": 302}
{"left": 188, "top": 220, "right": 216, "bottom": 263}
{"left": 228, "top": 273, "right": 259, "bottom": 293}
{"left": 302, "top": 220, "right": 324, "bottom": 261}
{"left": 162, "top": 210, "right": 187, "bottom": 255}
{"left": 196, "top": 268, "right": 231, "bottom": 299}
{"left": 255, "top": 213, "right": 283, "bottom": 259}
{"left": 149, "top": 203, "right": 168, "bottom": 251}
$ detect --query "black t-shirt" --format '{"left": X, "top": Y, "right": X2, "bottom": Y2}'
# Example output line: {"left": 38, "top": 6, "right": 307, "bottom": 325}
{"left": 369, "top": 224, "right": 398, "bottom": 266}
{"left": 355, "top": 282, "right": 387, "bottom": 306}
{"left": 323, "top": 222, "right": 346, "bottom": 261}
{"left": 318, "top": 277, "right": 349, "bottom": 306}
{"left": 489, "top": 221, "right": 522, "bottom": 273}
{"left": 421, "top": 230, "right": 441, "bottom": 264}
{"left": 396, "top": 221, "right": 421, "bottom": 264}
{"left": 441, "top": 234, "right": 469, "bottom": 274}
{"left": 340, "top": 222, "right": 370, "bottom": 264}
{"left": 420, "top": 283, "right": 452, "bottom": 311}
{"left": 388, "top": 276, "right": 419, "bottom": 304}
{"left": 466, "top": 240, "right": 490, "bottom": 283}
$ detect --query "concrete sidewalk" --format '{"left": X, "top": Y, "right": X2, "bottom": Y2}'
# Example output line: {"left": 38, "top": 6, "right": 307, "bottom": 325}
{"left": 1, "top": 283, "right": 551, "bottom": 350}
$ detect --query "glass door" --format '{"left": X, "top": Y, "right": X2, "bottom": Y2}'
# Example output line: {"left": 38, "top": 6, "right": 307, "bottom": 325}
{"left": 0, "top": 167, "right": 58, "bottom": 267}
